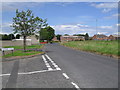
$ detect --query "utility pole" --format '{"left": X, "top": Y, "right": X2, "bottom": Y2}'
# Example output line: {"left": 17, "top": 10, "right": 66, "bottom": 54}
{"left": 96, "top": 19, "right": 98, "bottom": 35}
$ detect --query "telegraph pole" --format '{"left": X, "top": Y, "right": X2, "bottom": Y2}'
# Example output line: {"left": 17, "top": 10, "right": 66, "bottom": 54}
{"left": 96, "top": 19, "right": 98, "bottom": 35}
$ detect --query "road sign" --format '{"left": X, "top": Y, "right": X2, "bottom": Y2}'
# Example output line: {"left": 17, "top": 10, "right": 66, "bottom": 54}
{"left": 1, "top": 48, "right": 14, "bottom": 51}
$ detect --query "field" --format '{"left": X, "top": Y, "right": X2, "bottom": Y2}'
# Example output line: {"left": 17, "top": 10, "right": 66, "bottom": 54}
{"left": 61, "top": 40, "right": 119, "bottom": 57}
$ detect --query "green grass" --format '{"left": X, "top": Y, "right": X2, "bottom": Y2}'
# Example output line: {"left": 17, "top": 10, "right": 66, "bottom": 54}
{"left": 3, "top": 44, "right": 44, "bottom": 58}
{"left": 4, "top": 44, "right": 44, "bottom": 49}
{"left": 3, "top": 50, "right": 43, "bottom": 58}
{"left": 61, "top": 40, "right": 119, "bottom": 56}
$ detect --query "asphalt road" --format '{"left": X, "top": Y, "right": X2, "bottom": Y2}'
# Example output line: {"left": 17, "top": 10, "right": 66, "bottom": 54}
{"left": 44, "top": 43, "right": 118, "bottom": 88}
{"left": 1, "top": 43, "right": 118, "bottom": 89}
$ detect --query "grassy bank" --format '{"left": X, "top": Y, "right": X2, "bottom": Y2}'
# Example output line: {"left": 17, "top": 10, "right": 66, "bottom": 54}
{"left": 61, "top": 40, "right": 119, "bottom": 57}
{"left": 3, "top": 44, "right": 44, "bottom": 58}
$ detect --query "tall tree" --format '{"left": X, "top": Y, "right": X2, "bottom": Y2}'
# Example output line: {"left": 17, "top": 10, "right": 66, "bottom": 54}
{"left": 56, "top": 34, "right": 62, "bottom": 41}
{"left": 34, "top": 17, "right": 48, "bottom": 42}
{"left": 46, "top": 26, "right": 55, "bottom": 42}
{"left": 39, "top": 28, "right": 48, "bottom": 41}
{"left": 85, "top": 33, "right": 89, "bottom": 40}
{"left": 12, "top": 9, "right": 38, "bottom": 51}
{"left": 39, "top": 26, "right": 55, "bottom": 42}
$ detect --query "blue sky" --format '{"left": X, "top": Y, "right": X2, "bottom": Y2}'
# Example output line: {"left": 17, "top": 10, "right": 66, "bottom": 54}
{"left": 1, "top": 2, "right": 118, "bottom": 36}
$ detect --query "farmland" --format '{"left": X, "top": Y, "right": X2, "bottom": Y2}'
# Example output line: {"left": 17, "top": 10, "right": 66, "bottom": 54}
{"left": 61, "top": 40, "right": 119, "bottom": 58}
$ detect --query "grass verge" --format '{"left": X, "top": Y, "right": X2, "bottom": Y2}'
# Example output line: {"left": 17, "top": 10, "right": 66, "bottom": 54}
{"left": 4, "top": 44, "right": 44, "bottom": 49}
{"left": 61, "top": 40, "right": 119, "bottom": 58}
{"left": 3, "top": 44, "right": 44, "bottom": 58}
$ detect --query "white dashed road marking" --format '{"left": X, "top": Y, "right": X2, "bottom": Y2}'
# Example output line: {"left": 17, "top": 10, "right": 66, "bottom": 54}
{"left": 71, "top": 82, "right": 80, "bottom": 89}
{"left": 42, "top": 55, "right": 53, "bottom": 70}
{"left": 0, "top": 73, "right": 11, "bottom": 77}
{"left": 62, "top": 73, "right": 69, "bottom": 79}
{"left": 45, "top": 54, "right": 61, "bottom": 70}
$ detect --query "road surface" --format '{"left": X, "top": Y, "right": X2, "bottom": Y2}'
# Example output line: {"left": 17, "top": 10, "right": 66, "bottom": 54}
{"left": 1, "top": 43, "right": 118, "bottom": 89}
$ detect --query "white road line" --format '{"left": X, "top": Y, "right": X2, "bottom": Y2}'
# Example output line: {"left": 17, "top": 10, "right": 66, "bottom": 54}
{"left": 0, "top": 69, "right": 59, "bottom": 77}
{"left": 62, "top": 73, "right": 69, "bottom": 79}
{"left": 0, "top": 74, "right": 8, "bottom": 77}
{"left": 42, "top": 55, "right": 53, "bottom": 70}
{"left": 45, "top": 54, "right": 61, "bottom": 70}
{"left": 71, "top": 82, "right": 80, "bottom": 89}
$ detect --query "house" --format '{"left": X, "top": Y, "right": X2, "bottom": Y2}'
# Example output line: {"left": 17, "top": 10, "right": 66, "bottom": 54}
{"left": 20, "top": 35, "right": 39, "bottom": 45}
{"left": 92, "top": 34, "right": 108, "bottom": 40}
{"left": 108, "top": 35, "right": 120, "bottom": 40}
{"left": 60, "top": 35, "right": 85, "bottom": 42}
{"left": 92, "top": 34, "right": 120, "bottom": 41}
{"left": 52, "top": 36, "right": 59, "bottom": 41}
{"left": 108, "top": 35, "right": 116, "bottom": 40}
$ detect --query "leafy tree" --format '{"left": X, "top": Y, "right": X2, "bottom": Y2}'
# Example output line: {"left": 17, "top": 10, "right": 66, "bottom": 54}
{"left": 85, "top": 33, "right": 89, "bottom": 40}
{"left": 46, "top": 26, "right": 55, "bottom": 42}
{"left": 73, "top": 34, "right": 85, "bottom": 36}
{"left": 9, "top": 34, "right": 15, "bottom": 40}
{"left": 39, "top": 28, "right": 48, "bottom": 41}
{"left": 56, "top": 34, "right": 62, "bottom": 41}
{"left": 12, "top": 9, "right": 39, "bottom": 51}
{"left": 34, "top": 17, "right": 48, "bottom": 42}
{"left": 16, "top": 34, "right": 21, "bottom": 39}
{"left": 2, "top": 34, "right": 9, "bottom": 40}
{"left": 64, "top": 34, "right": 69, "bottom": 36}
{"left": 40, "top": 26, "right": 55, "bottom": 42}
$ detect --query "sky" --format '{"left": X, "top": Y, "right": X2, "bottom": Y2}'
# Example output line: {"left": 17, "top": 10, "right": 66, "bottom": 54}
{"left": 1, "top": 2, "right": 119, "bottom": 36}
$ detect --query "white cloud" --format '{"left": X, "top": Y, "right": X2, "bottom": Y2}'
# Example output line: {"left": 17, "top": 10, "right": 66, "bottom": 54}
{"left": 2, "top": 2, "right": 44, "bottom": 12}
{"left": 2, "top": 0, "right": 118, "bottom": 2}
{"left": 97, "top": 32, "right": 108, "bottom": 34}
{"left": 104, "top": 13, "right": 120, "bottom": 19}
{"left": 51, "top": 23, "right": 117, "bottom": 36}
{"left": 116, "top": 24, "right": 120, "bottom": 26}
{"left": 99, "top": 25, "right": 113, "bottom": 29}
{"left": 91, "top": 2, "right": 117, "bottom": 13}
{"left": 2, "top": 22, "right": 12, "bottom": 28}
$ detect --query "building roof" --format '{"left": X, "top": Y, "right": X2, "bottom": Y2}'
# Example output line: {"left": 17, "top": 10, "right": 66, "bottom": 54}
{"left": 62, "top": 35, "right": 84, "bottom": 38}
{"left": 112, "top": 34, "right": 120, "bottom": 37}
{"left": 94, "top": 34, "right": 107, "bottom": 38}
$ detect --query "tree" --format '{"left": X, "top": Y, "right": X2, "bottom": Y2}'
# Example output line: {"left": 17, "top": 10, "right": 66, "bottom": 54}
{"left": 9, "top": 34, "right": 15, "bottom": 40}
{"left": 16, "top": 34, "right": 21, "bottom": 39}
{"left": 39, "top": 28, "right": 48, "bottom": 41}
{"left": 46, "top": 26, "right": 55, "bottom": 42}
{"left": 12, "top": 9, "right": 38, "bottom": 52}
{"left": 39, "top": 26, "right": 55, "bottom": 42}
{"left": 56, "top": 34, "right": 62, "bottom": 41}
{"left": 85, "top": 33, "right": 89, "bottom": 40}
{"left": 2, "top": 34, "right": 10, "bottom": 40}
{"left": 64, "top": 34, "right": 69, "bottom": 36}
{"left": 34, "top": 17, "right": 48, "bottom": 42}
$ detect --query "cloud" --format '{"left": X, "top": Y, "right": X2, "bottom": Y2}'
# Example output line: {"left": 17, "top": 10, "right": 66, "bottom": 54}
{"left": 51, "top": 23, "right": 117, "bottom": 36}
{"left": 2, "top": 22, "right": 13, "bottom": 34}
{"left": 116, "top": 24, "right": 120, "bottom": 26}
{"left": 99, "top": 25, "right": 113, "bottom": 29}
{"left": 91, "top": 2, "right": 118, "bottom": 13}
{"left": 104, "top": 13, "right": 120, "bottom": 19}
{"left": 2, "top": 22, "right": 12, "bottom": 28}
{"left": 97, "top": 32, "right": 108, "bottom": 34}
{"left": 2, "top": 2, "right": 44, "bottom": 12}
